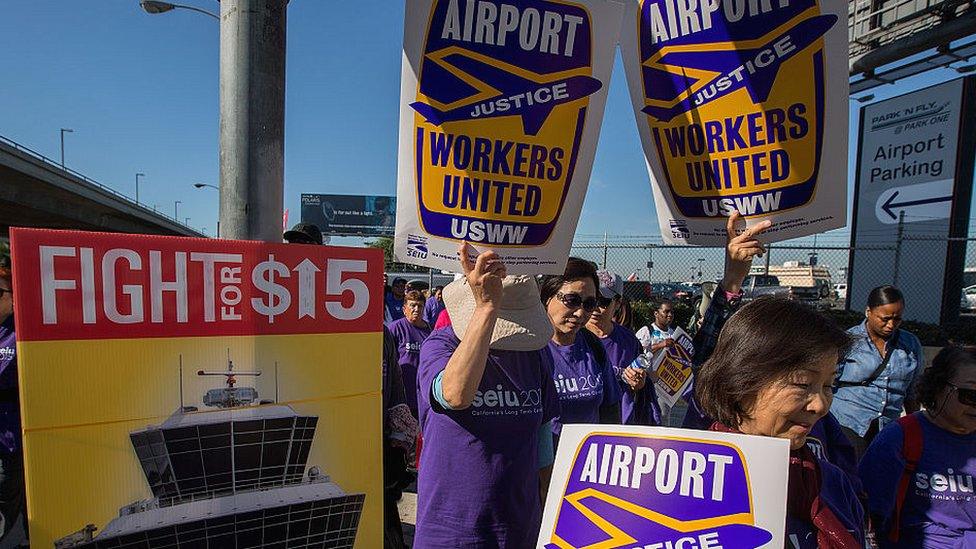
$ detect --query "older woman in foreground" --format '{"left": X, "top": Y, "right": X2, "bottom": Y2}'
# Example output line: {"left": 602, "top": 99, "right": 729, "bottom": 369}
{"left": 696, "top": 297, "right": 864, "bottom": 548}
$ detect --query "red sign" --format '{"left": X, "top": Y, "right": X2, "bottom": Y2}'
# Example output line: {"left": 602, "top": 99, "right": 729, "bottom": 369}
{"left": 10, "top": 228, "right": 384, "bottom": 341}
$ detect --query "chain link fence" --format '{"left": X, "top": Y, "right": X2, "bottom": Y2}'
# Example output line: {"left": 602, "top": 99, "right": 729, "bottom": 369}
{"left": 570, "top": 236, "right": 976, "bottom": 325}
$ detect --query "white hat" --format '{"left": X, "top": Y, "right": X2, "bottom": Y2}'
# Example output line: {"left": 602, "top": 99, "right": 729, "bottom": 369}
{"left": 442, "top": 275, "right": 552, "bottom": 351}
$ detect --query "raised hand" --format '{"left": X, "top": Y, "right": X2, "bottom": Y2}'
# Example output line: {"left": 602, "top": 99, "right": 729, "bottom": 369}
{"left": 459, "top": 242, "right": 507, "bottom": 311}
{"left": 722, "top": 210, "right": 772, "bottom": 294}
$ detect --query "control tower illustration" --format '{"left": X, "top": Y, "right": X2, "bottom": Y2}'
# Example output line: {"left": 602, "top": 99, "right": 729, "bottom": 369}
{"left": 56, "top": 354, "right": 365, "bottom": 548}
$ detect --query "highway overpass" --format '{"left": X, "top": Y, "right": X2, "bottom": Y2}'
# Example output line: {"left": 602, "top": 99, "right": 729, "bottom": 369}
{"left": 0, "top": 134, "right": 204, "bottom": 238}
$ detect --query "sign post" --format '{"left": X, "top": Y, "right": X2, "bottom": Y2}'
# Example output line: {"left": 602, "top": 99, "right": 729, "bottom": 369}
{"left": 848, "top": 77, "right": 976, "bottom": 323}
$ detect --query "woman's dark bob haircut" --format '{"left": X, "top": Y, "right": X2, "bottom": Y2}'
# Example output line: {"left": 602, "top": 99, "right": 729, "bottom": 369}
{"left": 696, "top": 297, "right": 852, "bottom": 429}
{"left": 867, "top": 285, "right": 904, "bottom": 309}
{"left": 916, "top": 345, "right": 976, "bottom": 410}
{"left": 538, "top": 257, "right": 600, "bottom": 304}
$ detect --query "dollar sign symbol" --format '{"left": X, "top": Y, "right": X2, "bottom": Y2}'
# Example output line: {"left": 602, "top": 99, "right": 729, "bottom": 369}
{"left": 251, "top": 254, "right": 291, "bottom": 323}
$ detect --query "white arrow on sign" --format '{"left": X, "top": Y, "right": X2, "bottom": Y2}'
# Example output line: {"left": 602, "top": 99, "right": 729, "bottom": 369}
{"left": 874, "top": 179, "right": 954, "bottom": 225}
{"left": 293, "top": 258, "right": 321, "bottom": 319}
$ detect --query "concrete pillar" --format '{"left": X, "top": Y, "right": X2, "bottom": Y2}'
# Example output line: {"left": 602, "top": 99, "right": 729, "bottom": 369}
{"left": 219, "top": 0, "right": 288, "bottom": 241}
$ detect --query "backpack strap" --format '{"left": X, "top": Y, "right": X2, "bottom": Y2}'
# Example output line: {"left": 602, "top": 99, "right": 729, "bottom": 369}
{"left": 888, "top": 413, "right": 923, "bottom": 543}
{"left": 836, "top": 330, "right": 900, "bottom": 388}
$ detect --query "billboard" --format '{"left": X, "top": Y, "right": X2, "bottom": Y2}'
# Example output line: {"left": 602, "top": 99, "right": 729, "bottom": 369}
{"left": 301, "top": 193, "right": 396, "bottom": 237}
{"left": 10, "top": 228, "right": 384, "bottom": 548}
{"left": 620, "top": 0, "right": 850, "bottom": 245}
{"left": 848, "top": 77, "right": 976, "bottom": 323}
{"left": 539, "top": 424, "right": 789, "bottom": 548}
{"left": 394, "top": 0, "right": 624, "bottom": 274}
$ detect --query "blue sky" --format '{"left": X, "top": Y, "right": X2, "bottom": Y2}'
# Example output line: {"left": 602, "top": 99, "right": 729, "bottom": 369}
{"left": 0, "top": 1, "right": 973, "bottom": 247}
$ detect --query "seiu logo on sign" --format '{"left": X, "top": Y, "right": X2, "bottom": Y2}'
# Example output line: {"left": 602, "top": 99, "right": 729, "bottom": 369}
{"left": 636, "top": 0, "right": 835, "bottom": 219}
{"left": 546, "top": 433, "right": 772, "bottom": 549}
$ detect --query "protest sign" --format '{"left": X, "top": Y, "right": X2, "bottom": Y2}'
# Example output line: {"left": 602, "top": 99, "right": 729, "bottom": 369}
{"left": 540, "top": 424, "right": 789, "bottom": 549}
{"left": 620, "top": 0, "right": 849, "bottom": 245}
{"left": 10, "top": 228, "right": 383, "bottom": 548}
{"left": 395, "top": 0, "right": 624, "bottom": 274}
{"left": 650, "top": 327, "right": 694, "bottom": 408}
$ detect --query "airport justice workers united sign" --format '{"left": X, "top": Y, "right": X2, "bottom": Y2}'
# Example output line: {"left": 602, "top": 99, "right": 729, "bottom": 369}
{"left": 620, "top": 0, "right": 849, "bottom": 245}
{"left": 539, "top": 425, "right": 790, "bottom": 549}
{"left": 396, "top": 0, "right": 623, "bottom": 274}
{"left": 10, "top": 229, "right": 384, "bottom": 548}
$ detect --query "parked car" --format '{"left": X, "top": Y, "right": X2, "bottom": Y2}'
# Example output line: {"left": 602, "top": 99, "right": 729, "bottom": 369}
{"left": 834, "top": 283, "right": 847, "bottom": 301}
{"left": 741, "top": 275, "right": 791, "bottom": 302}
{"left": 961, "top": 285, "right": 976, "bottom": 312}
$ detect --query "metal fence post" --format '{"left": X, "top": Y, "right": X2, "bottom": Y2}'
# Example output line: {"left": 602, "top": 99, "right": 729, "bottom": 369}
{"left": 764, "top": 244, "right": 771, "bottom": 276}
{"left": 602, "top": 232, "right": 609, "bottom": 269}
{"left": 893, "top": 211, "right": 905, "bottom": 287}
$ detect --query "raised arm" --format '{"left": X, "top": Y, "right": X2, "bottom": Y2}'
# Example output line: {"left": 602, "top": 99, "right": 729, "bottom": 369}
{"left": 440, "top": 243, "right": 507, "bottom": 409}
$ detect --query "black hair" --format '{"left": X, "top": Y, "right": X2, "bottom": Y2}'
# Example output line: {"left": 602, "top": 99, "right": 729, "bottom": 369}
{"left": 916, "top": 345, "right": 976, "bottom": 410}
{"left": 538, "top": 257, "right": 600, "bottom": 304}
{"left": 867, "top": 285, "right": 904, "bottom": 308}
{"left": 697, "top": 297, "right": 852, "bottom": 429}
{"left": 654, "top": 299, "right": 674, "bottom": 312}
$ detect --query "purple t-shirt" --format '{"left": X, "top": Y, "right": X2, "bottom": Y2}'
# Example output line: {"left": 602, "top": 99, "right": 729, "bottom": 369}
{"left": 595, "top": 324, "right": 662, "bottom": 426}
{"left": 786, "top": 456, "right": 866, "bottom": 548}
{"left": 0, "top": 316, "right": 19, "bottom": 454}
{"left": 415, "top": 327, "right": 559, "bottom": 548}
{"left": 548, "top": 335, "right": 622, "bottom": 435}
{"left": 860, "top": 412, "right": 976, "bottom": 548}
{"left": 388, "top": 316, "right": 431, "bottom": 418}
{"left": 423, "top": 296, "right": 445, "bottom": 326}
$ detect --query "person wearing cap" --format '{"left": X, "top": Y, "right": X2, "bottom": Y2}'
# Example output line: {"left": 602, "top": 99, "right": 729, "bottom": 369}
{"left": 282, "top": 222, "right": 323, "bottom": 245}
{"left": 539, "top": 258, "right": 623, "bottom": 446}
{"left": 388, "top": 290, "right": 432, "bottom": 419}
{"left": 0, "top": 267, "right": 26, "bottom": 545}
{"left": 586, "top": 270, "right": 660, "bottom": 426}
{"left": 385, "top": 277, "right": 407, "bottom": 322}
{"left": 414, "top": 243, "right": 559, "bottom": 548}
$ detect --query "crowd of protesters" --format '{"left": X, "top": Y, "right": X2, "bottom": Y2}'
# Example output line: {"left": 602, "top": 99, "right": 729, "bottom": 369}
{"left": 367, "top": 212, "right": 975, "bottom": 549}
{"left": 0, "top": 219, "right": 968, "bottom": 549}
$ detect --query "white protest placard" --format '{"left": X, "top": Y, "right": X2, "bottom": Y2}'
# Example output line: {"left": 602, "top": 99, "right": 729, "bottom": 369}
{"left": 539, "top": 424, "right": 789, "bottom": 548}
{"left": 619, "top": 0, "right": 849, "bottom": 245}
{"left": 395, "top": 0, "right": 624, "bottom": 274}
{"left": 650, "top": 326, "right": 694, "bottom": 408}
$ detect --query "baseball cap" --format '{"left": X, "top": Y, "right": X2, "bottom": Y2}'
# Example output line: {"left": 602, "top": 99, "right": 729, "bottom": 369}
{"left": 596, "top": 269, "right": 623, "bottom": 299}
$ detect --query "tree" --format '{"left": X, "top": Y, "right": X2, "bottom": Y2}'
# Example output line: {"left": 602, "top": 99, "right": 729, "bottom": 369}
{"left": 366, "top": 237, "right": 394, "bottom": 268}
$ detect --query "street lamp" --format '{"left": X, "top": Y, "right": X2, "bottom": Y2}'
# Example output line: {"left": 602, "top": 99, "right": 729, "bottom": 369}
{"left": 193, "top": 183, "right": 220, "bottom": 237}
{"left": 59, "top": 128, "right": 73, "bottom": 168}
{"left": 135, "top": 173, "right": 145, "bottom": 204}
{"left": 175, "top": 200, "right": 182, "bottom": 220}
{"left": 140, "top": 1, "right": 219, "bottom": 19}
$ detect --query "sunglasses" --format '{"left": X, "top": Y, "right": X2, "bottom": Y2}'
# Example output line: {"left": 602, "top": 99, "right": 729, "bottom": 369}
{"left": 596, "top": 295, "right": 620, "bottom": 308}
{"left": 948, "top": 383, "right": 976, "bottom": 407}
{"left": 555, "top": 292, "right": 598, "bottom": 312}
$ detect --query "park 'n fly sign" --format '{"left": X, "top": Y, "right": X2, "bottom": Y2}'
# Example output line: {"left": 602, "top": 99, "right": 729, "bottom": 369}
{"left": 620, "top": 0, "right": 849, "bottom": 245}
{"left": 395, "top": 0, "right": 623, "bottom": 274}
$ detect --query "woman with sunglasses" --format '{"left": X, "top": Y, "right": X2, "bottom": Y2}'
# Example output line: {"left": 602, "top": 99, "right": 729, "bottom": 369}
{"left": 539, "top": 258, "right": 623, "bottom": 446}
{"left": 859, "top": 345, "right": 976, "bottom": 548}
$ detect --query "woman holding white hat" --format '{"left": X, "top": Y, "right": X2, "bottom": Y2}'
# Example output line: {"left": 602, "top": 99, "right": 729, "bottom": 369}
{"left": 414, "top": 243, "right": 560, "bottom": 548}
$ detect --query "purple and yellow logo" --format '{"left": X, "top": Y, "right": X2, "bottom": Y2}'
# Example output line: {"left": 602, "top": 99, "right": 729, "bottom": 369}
{"left": 411, "top": 0, "right": 600, "bottom": 247}
{"left": 635, "top": 0, "right": 836, "bottom": 219}
{"left": 546, "top": 433, "right": 772, "bottom": 549}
